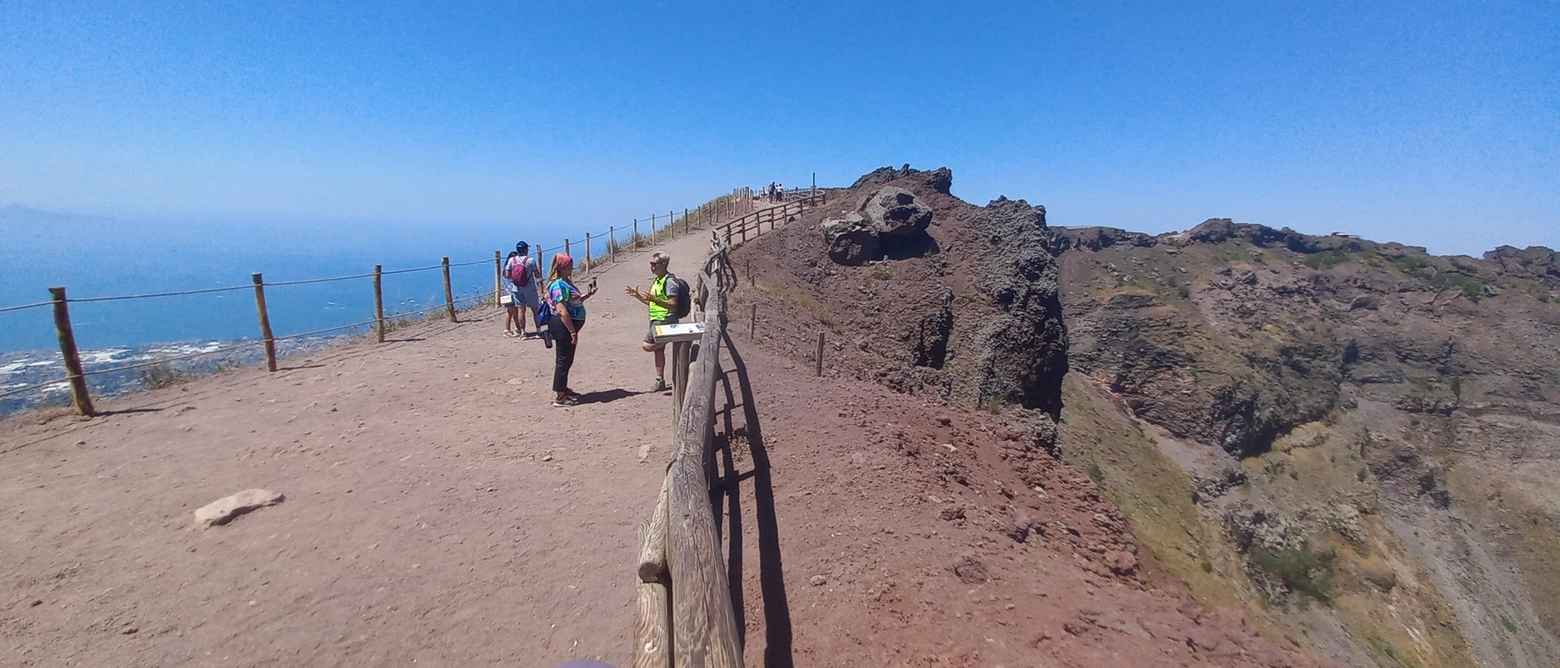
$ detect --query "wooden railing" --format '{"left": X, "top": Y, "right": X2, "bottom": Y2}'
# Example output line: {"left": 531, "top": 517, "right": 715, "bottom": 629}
{"left": 716, "top": 193, "right": 826, "bottom": 247}
{"left": 634, "top": 241, "right": 743, "bottom": 668}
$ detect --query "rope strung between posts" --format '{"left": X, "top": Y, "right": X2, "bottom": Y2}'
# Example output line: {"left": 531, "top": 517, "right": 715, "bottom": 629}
{"left": 74, "top": 293, "right": 490, "bottom": 379}
{"left": 59, "top": 257, "right": 497, "bottom": 300}
{"left": 0, "top": 378, "right": 70, "bottom": 400}
{"left": 66, "top": 283, "right": 255, "bottom": 302}
{"left": 0, "top": 300, "right": 55, "bottom": 314}
{"left": 78, "top": 340, "right": 269, "bottom": 377}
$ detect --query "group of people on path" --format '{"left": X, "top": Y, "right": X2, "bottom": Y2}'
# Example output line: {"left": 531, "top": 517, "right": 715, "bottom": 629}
{"left": 500, "top": 242, "right": 684, "bottom": 407}
{"left": 763, "top": 182, "right": 786, "bottom": 202}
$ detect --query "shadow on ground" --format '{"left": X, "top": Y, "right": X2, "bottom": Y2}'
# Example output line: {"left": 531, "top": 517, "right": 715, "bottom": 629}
{"left": 574, "top": 388, "right": 641, "bottom": 405}
{"left": 713, "top": 332, "right": 793, "bottom": 668}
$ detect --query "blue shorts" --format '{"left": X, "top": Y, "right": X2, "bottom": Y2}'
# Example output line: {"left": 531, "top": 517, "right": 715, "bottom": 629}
{"left": 509, "top": 285, "right": 539, "bottom": 309}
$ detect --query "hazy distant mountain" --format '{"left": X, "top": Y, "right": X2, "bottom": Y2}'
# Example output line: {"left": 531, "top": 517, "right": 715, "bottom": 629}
{"left": 0, "top": 204, "right": 114, "bottom": 226}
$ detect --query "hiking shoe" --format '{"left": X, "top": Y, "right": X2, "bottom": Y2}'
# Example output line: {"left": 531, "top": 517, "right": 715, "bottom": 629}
{"left": 649, "top": 377, "right": 666, "bottom": 392}
{"left": 552, "top": 395, "right": 578, "bottom": 407}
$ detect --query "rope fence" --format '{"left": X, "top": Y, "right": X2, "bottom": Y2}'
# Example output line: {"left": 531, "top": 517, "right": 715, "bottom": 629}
{"left": 0, "top": 378, "right": 70, "bottom": 400}
{"left": 0, "top": 300, "right": 55, "bottom": 314}
{"left": 1, "top": 181, "right": 802, "bottom": 417}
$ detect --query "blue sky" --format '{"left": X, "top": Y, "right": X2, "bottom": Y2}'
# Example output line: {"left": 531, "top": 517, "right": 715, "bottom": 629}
{"left": 2, "top": 0, "right": 1556, "bottom": 256}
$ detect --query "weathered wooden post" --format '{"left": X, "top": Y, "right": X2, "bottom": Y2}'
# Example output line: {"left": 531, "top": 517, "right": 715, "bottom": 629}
{"left": 749, "top": 303, "right": 757, "bottom": 340}
{"left": 684, "top": 208, "right": 690, "bottom": 236}
{"left": 652, "top": 212, "right": 657, "bottom": 238}
{"left": 816, "top": 331, "right": 825, "bottom": 376}
{"left": 671, "top": 340, "right": 692, "bottom": 422}
{"left": 493, "top": 250, "right": 503, "bottom": 308}
{"left": 251, "top": 273, "right": 277, "bottom": 372}
{"left": 373, "top": 264, "right": 385, "bottom": 343}
{"left": 635, "top": 516, "right": 672, "bottom": 668}
{"left": 610, "top": 226, "right": 617, "bottom": 263}
{"left": 585, "top": 233, "right": 593, "bottom": 272}
{"left": 565, "top": 238, "right": 571, "bottom": 258}
{"left": 634, "top": 219, "right": 640, "bottom": 248}
{"left": 442, "top": 257, "right": 456, "bottom": 322}
{"left": 48, "top": 287, "right": 95, "bottom": 416}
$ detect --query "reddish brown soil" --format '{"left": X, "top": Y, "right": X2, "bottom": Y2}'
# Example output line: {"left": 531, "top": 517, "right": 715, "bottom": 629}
{"left": 721, "top": 331, "right": 1333, "bottom": 667}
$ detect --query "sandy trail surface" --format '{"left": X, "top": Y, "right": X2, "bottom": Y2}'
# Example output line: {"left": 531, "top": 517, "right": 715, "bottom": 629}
{"left": 1, "top": 230, "right": 718, "bottom": 667}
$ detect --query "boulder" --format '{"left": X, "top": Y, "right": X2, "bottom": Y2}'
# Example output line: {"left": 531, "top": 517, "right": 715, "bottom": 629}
{"left": 821, "top": 213, "right": 879, "bottom": 266}
{"left": 194, "top": 489, "right": 284, "bottom": 528}
{"left": 821, "top": 186, "right": 936, "bottom": 265}
{"left": 861, "top": 186, "right": 933, "bottom": 239}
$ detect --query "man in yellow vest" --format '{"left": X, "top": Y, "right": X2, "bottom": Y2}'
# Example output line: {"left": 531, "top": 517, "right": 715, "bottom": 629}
{"left": 625, "top": 251, "right": 680, "bottom": 392}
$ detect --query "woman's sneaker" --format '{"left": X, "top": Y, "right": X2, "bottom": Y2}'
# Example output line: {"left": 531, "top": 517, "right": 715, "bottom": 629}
{"left": 552, "top": 395, "right": 578, "bottom": 407}
{"left": 649, "top": 377, "right": 666, "bottom": 392}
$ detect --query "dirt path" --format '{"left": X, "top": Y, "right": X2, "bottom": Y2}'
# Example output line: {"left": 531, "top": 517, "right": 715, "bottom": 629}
{"left": 1, "top": 229, "right": 722, "bottom": 666}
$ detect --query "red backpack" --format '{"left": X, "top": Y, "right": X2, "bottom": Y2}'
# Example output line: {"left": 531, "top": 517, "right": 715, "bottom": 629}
{"left": 509, "top": 257, "right": 532, "bottom": 287}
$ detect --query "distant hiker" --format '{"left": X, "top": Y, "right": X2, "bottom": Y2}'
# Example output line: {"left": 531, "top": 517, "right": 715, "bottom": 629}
{"left": 505, "top": 242, "right": 542, "bottom": 337}
{"left": 501, "top": 250, "right": 522, "bottom": 337}
{"left": 545, "top": 253, "right": 597, "bottom": 406}
{"left": 625, "top": 251, "right": 686, "bottom": 392}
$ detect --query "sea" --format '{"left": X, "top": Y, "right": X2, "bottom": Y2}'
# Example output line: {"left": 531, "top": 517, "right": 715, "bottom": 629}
{"left": 0, "top": 204, "right": 620, "bottom": 416}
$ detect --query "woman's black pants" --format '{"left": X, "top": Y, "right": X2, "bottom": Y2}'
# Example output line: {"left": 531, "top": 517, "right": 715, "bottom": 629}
{"left": 550, "top": 318, "right": 580, "bottom": 392}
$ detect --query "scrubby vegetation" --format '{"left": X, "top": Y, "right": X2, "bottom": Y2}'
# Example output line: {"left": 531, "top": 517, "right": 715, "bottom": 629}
{"left": 1250, "top": 545, "right": 1336, "bottom": 602}
{"left": 138, "top": 362, "right": 190, "bottom": 389}
{"left": 1304, "top": 249, "right": 1351, "bottom": 270}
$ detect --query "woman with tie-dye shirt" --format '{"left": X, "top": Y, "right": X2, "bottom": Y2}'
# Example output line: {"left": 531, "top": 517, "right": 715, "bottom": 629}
{"left": 545, "top": 254, "right": 597, "bottom": 406}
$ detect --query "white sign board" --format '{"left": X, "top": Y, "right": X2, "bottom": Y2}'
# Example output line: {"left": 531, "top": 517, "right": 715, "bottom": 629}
{"left": 652, "top": 322, "right": 705, "bottom": 343}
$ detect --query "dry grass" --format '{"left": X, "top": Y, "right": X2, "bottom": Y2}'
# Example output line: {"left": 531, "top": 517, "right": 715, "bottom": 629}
{"left": 753, "top": 277, "right": 843, "bottom": 334}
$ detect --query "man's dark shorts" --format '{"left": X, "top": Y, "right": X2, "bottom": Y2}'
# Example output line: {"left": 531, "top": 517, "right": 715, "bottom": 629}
{"left": 644, "top": 317, "right": 679, "bottom": 345}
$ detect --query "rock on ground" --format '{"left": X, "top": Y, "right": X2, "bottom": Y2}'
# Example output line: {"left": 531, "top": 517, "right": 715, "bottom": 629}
{"left": 194, "top": 489, "right": 284, "bottom": 528}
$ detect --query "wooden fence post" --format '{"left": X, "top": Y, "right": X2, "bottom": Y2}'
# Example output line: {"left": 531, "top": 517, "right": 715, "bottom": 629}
{"left": 251, "top": 273, "right": 277, "bottom": 372}
{"left": 634, "top": 219, "right": 640, "bottom": 248}
{"left": 652, "top": 213, "right": 657, "bottom": 238}
{"left": 816, "top": 331, "right": 825, "bottom": 376}
{"left": 684, "top": 208, "right": 690, "bottom": 235}
{"left": 635, "top": 516, "right": 672, "bottom": 668}
{"left": 373, "top": 264, "right": 385, "bottom": 343}
{"left": 565, "top": 238, "right": 571, "bottom": 258}
{"left": 494, "top": 251, "right": 503, "bottom": 309}
{"left": 610, "top": 226, "right": 617, "bottom": 263}
{"left": 442, "top": 257, "right": 456, "bottom": 322}
{"left": 585, "top": 233, "right": 592, "bottom": 273}
{"left": 670, "top": 211, "right": 675, "bottom": 238}
{"left": 48, "top": 287, "right": 95, "bottom": 416}
{"left": 749, "top": 303, "right": 757, "bottom": 340}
